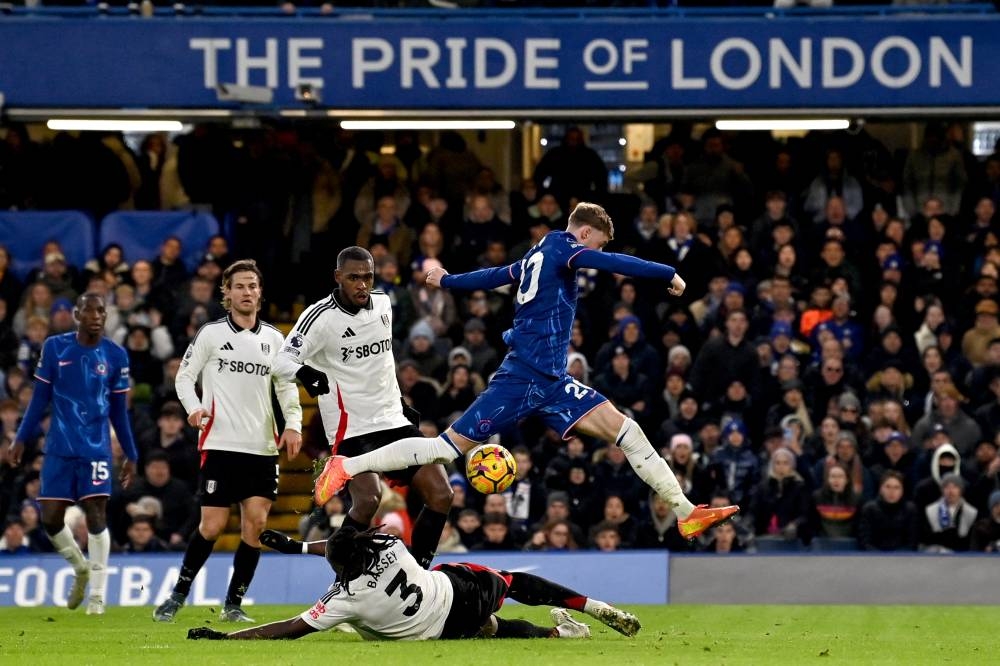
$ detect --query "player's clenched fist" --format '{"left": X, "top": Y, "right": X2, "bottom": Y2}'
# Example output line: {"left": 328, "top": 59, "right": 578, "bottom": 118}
{"left": 296, "top": 364, "right": 330, "bottom": 397}
{"left": 425, "top": 265, "right": 450, "bottom": 288}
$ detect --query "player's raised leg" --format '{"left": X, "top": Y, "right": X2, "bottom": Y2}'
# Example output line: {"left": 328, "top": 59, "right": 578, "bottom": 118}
{"left": 573, "top": 402, "right": 739, "bottom": 539}
{"left": 315, "top": 430, "right": 472, "bottom": 504}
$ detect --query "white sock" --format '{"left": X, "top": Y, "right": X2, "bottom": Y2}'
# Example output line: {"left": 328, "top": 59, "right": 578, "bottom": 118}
{"left": 583, "top": 598, "right": 610, "bottom": 617}
{"left": 50, "top": 525, "right": 87, "bottom": 572}
{"left": 87, "top": 529, "right": 111, "bottom": 601}
{"left": 616, "top": 418, "right": 696, "bottom": 519}
{"left": 342, "top": 435, "right": 462, "bottom": 476}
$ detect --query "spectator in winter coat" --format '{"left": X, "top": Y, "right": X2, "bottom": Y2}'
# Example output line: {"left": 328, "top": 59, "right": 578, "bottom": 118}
{"left": 858, "top": 471, "right": 919, "bottom": 551}
{"left": 920, "top": 473, "right": 978, "bottom": 552}
{"left": 710, "top": 418, "right": 760, "bottom": 505}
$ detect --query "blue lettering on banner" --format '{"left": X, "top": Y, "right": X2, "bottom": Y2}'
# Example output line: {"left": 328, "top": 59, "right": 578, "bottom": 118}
{"left": 0, "top": 17, "right": 995, "bottom": 109}
{"left": 0, "top": 551, "right": 668, "bottom": 607}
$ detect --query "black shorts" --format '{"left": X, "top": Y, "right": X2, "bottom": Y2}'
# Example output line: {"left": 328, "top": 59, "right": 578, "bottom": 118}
{"left": 335, "top": 424, "right": 423, "bottom": 485}
{"left": 436, "top": 563, "right": 512, "bottom": 640}
{"left": 198, "top": 450, "right": 279, "bottom": 507}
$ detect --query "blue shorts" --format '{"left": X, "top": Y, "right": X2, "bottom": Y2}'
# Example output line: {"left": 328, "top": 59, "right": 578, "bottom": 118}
{"left": 40, "top": 453, "right": 113, "bottom": 502}
{"left": 449, "top": 360, "right": 608, "bottom": 443}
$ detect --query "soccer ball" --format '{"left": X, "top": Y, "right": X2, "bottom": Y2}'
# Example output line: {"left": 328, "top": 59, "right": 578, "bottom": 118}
{"left": 465, "top": 444, "right": 517, "bottom": 494}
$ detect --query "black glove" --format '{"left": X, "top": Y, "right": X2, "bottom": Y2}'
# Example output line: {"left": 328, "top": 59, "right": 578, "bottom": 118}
{"left": 401, "top": 398, "right": 421, "bottom": 427}
{"left": 188, "top": 627, "right": 228, "bottom": 641}
{"left": 296, "top": 364, "right": 330, "bottom": 397}
{"left": 260, "top": 529, "right": 303, "bottom": 554}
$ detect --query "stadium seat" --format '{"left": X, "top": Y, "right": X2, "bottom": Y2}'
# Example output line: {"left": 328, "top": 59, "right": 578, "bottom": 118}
{"left": 809, "top": 537, "right": 860, "bottom": 552}
{"left": 753, "top": 537, "right": 804, "bottom": 553}
{"left": 0, "top": 211, "right": 94, "bottom": 280}
{"left": 99, "top": 211, "right": 219, "bottom": 272}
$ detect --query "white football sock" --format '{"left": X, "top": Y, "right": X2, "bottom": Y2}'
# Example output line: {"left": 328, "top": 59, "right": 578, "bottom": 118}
{"left": 342, "top": 435, "right": 463, "bottom": 476}
{"left": 616, "top": 418, "right": 695, "bottom": 519}
{"left": 87, "top": 529, "right": 111, "bottom": 601}
{"left": 583, "top": 598, "right": 610, "bottom": 617}
{"left": 50, "top": 525, "right": 87, "bottom": 571}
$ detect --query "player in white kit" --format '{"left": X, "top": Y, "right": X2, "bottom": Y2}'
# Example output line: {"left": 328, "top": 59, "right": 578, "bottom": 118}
{"left": 187, "top": 526, "right": 641, "bottom": 641}
{"left": 271, "top": 246, "right": 452, "bottom": 569}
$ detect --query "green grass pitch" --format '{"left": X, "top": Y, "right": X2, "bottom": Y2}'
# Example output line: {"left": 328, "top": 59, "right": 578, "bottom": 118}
{"left": 1, "top": 604, "right": 997, "bottom": 665}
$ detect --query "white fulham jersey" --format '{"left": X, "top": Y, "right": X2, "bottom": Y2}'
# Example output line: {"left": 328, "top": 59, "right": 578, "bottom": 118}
{"left": 299, "top": 537, "right": 454, "bottom": 640}
{"left": 273, "top": 290, "right": 411, "bottom": 446}
{"left": 176, "top": 314, "right": 302, "bottom": 456}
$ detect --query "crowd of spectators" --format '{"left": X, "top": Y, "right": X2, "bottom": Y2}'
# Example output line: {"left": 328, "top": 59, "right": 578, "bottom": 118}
{"left": 2, "top": 116, "right": 1000, "bottom": 557}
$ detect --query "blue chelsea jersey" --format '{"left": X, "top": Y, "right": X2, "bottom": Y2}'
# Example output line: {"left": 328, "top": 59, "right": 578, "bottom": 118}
{"left": 505, "top": 230, "right": 588, "bottom": 378}
{"left": 34, "top": 333, "right": 130, "bottom": 459}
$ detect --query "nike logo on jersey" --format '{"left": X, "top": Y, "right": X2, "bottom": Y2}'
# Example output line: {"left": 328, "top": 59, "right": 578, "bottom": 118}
{"left": 58, "top": 360, "right": 73, "bottom": 367}
{"left": 341, "top": 328, "right": 357, "bottom": 338}
{"left": 220, "top": 342, "right": 234, "bottom": 351}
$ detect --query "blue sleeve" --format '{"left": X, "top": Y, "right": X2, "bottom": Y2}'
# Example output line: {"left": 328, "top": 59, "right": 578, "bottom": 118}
{"left": 34, "top": 337, "right": 56, "bottom": 384}
{"left": 13, "top": 380, "right": 53, "bottom": 444}
{"left": 109, "top": 391, "right": 139, "bottom": 463}
{"left": 440, "top": 263, "right": 521, "bottom": 291}
{"left": 569, "top": 249, "right": 677, "bottom": 282}
{"left": 111, "top": 344, "right": 131, "bottom": 393}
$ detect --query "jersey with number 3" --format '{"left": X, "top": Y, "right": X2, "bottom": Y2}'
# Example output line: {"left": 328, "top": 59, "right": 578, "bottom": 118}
{"left": 299, "top": 538, "right": 454, "bottom": 640}
{"left": 506, "top": 230, "right": 589, "bottom": 378}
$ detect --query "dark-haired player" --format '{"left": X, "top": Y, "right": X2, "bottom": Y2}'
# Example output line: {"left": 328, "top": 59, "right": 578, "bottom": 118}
{"left": 315, "top": 203, "right": 739, "bottom": 539}
{"left": 154, "top": 260, "right": 302, "bottom": 623}
{"left": 188, "top": 526, "right": 638, "bottom": 641}
{"left": 272, "top": 246, "right": 453, "bottom": 569}
{"left": 8, "top": 293, "right": 139, "bottom": 615}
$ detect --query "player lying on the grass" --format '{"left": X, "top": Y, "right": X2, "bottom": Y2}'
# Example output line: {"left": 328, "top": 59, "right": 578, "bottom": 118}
{"left": 314, "top": 202, "right": 738, "bottom": 540}
{"left": 189, "top": 526, "right": 640, "bottom": 641}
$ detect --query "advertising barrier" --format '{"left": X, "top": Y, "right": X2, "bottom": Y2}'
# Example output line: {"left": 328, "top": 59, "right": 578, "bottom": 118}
{"left": 0, "top": 550, "right": 670, "bottom": 608}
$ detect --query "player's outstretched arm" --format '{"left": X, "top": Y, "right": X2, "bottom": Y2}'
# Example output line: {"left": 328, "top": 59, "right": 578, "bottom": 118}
{"left": 570, "top": 250, "right": 677, "bottom": 283}
{"left": 431, "top": 263, "right": 521, "bottom": 291}
{"left": 188, "top": 617, "right": 317, "bottom": 641}
{"left": 260, "top": 529, "right": 326, "bottom": 556}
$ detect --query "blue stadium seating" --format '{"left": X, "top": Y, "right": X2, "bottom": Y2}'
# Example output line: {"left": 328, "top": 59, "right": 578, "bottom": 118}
{"left": 99, "top": 211, "right": 220, "bottom": 272}
{"left": 0, "top": 211, "right": 94, "bottom": 281}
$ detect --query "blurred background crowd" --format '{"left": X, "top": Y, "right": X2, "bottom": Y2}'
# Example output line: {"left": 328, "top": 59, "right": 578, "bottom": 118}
{"left": 2, "top": 114, "right": 1000, "bottom": 558}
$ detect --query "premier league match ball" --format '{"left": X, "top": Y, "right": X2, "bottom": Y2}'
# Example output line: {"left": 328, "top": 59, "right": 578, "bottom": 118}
{"left": 465, "top": 444, "right": 517, "bottom": 494}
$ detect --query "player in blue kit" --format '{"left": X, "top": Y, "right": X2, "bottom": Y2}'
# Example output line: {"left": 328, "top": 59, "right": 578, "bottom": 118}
{"left": 8, "top": 293, "right": 139, "bottom": 614}
{"left": 315, "top": 202, "right": 738, "bottom": 540}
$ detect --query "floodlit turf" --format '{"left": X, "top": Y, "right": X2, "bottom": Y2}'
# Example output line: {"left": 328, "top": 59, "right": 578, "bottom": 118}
{"left": 1, "top": 604, "right": 998, "bottom": 665}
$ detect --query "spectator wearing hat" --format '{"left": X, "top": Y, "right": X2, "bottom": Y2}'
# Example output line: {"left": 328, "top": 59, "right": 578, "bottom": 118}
{"left": 969, "top": 490, "right": 1000, "bottom": 552}
{"left": 858, "top": 471, "right": 919, "bottom": 551}
{"left": 666, "top": 432, "right": 714, "bottom": 506}
{"left": 399, "top": 320, "right": 448, "bottom": 383}
{"left": 34, "top": 250, "right": 79, "bottom": 303}
{"left": 594, "top": 346, "right": 654, "bottom": 428}
{"left": 461, "top": 318, "right": 499, "bottom": 378}
{"left": 912, "top": 385, "right": 982, "bottom": 457}
{"left": 962, "top": 299, "right": 1000, "bottom": 367}
{"left": 913, "top": 442, "right": 966, "bottom": 509}
{"left": 47, "top": 297, "right": 76, "bottom": 335}
{"left": 528, "top": 491, "right": 585, "bottom": 547}
{"left": 751, "top": 447, "right": 809, "bottom": 543}
{"left": 815, "top": 431, "right": 875, "bottom": 502}
{"left": 870, "top": 430, "right": 918, "bottom": 495}
{"left": 594, "top": 315, "right": 662, "bottom": 384}
{"left": 920, "top": 473, "right": 978, "bottom": 552}
{"left": 710, "top": 418, "right": 759, "bottom": 505}
{"left": 865, "top": 360, "right": 920, "bottom": 425}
